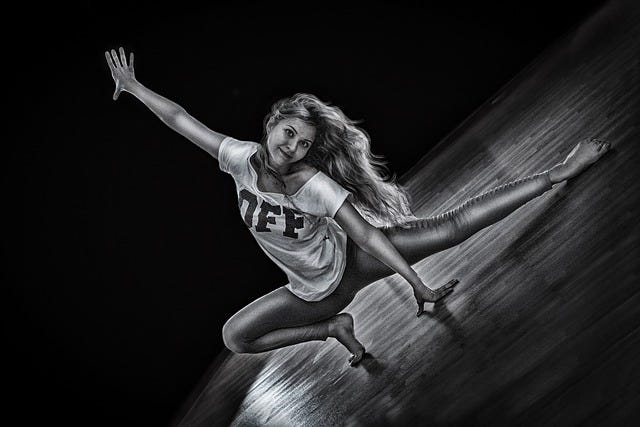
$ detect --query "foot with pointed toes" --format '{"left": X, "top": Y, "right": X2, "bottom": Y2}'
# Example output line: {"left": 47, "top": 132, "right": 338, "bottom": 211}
{"left": 549, "top": 138, "right": 611, "bottom": 184}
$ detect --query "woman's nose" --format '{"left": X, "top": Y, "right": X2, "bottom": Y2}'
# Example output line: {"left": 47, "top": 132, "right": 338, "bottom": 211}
{"left": 285, "top": 139, "right": 298, "bottom": 151}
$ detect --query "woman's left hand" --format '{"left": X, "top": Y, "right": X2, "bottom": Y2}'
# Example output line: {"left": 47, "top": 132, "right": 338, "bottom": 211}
{"left": 413, "top": 279, "right": 459, "bottom": 317}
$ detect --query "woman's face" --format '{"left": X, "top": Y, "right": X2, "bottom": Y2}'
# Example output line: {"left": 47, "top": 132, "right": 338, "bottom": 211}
{"left": 266, "top": 117, "right": 316, "bottom": 169}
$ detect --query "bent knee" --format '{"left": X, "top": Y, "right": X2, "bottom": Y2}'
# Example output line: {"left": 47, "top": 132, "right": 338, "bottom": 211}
{"left": 222, "top": 318, "right": 253, "bottom": 354}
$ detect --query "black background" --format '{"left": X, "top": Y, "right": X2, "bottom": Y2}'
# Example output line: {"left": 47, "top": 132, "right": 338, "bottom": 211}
{"left": 6, "top": 1, "right": 608, "bottom": 425}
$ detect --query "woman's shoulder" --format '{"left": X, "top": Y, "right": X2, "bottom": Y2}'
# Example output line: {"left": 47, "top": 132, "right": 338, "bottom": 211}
{"left": 221, "top": 137, "right": 260, "bottom": 153}
{"left": 295, "top": 166, "right": 351, "bottom": 217}
{"left": 298, "top": 166, "right": 349, "bottom": 197}
{"left": 295, "top": 164, "right": 319, "bottom": 182}
{"left": 218, "top": 137, "right": 260, "bottom": 174}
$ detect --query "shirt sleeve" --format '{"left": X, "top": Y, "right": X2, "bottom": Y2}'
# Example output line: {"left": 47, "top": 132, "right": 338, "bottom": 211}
{"left": 305, "top": 172, "right": 351, "bottom": 218}
{"left": 218, "top": 137, "right": 258, "bottom": 175}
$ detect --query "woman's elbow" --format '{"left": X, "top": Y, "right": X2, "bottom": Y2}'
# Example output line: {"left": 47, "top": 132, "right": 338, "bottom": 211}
{"left": 162, "top": 106, "right": 188, "bottom": 128}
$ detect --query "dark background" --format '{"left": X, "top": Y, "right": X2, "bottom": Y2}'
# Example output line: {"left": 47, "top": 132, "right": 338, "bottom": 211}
{"left": 6, "top": 1, "right": 608, "bottom": 425}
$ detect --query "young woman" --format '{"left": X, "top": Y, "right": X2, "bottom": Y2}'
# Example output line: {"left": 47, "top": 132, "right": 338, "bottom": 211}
{"left": 105, "top": 47, "right": 610, "bottom": 366}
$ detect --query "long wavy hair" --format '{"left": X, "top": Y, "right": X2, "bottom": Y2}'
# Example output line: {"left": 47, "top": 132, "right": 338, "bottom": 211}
{"left": 256, "top": 93, "right": 417, "bottom": 227}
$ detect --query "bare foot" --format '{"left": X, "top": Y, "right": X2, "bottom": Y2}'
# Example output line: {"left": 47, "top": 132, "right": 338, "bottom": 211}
{"left": 328, "top": 313, "right": 366, "bottom": 366}
{"left": 549, "top": 138, "right": 611, "bottom": 183}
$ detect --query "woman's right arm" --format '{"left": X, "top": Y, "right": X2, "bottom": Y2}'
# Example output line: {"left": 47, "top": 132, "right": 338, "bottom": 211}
{"left": 105, "top": 47, "right": 226, "bottom": 159}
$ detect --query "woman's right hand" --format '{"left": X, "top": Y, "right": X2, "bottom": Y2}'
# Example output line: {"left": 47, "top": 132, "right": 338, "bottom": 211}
{"left": 413, "top": 279, "right": 459, "bottom": 317}
{"left": 105, "top": 47, "right": 136, "bottom": 101}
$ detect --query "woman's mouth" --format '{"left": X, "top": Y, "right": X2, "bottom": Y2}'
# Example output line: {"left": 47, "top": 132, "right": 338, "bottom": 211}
{"left": 279, "top": 148, "right": 293, "bottom": 159}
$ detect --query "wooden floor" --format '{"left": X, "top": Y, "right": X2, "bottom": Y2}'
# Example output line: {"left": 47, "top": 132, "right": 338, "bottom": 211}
{"left": 174, "top": 1, "right": 640, "bottom": 425}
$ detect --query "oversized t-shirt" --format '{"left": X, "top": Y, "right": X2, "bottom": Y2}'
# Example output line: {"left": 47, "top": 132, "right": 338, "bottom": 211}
{"left": 218, "top": 137, "right": 351, "bottom": 301}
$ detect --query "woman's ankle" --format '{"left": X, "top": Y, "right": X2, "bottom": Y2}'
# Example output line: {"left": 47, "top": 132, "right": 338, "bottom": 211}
{"left": 548, "top": 163, "right": 567, "bottom": 184}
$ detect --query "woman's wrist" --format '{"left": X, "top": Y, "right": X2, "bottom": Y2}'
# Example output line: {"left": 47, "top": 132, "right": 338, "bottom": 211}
{"left": 124, "top": 78, "right": 142, "bottom": 95}
{"left": 548, "top": 163, "right": 568, "bottom": 184}
{"left": 406, "top": 273, "right": 426, "bottom": 290}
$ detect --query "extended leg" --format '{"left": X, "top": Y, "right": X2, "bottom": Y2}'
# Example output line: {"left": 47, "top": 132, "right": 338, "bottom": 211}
{"left": 351, "top": 138, "right": 611, "bottom": 284}
{"left": 350, "top": 171, "right": 553, "bottom": 283}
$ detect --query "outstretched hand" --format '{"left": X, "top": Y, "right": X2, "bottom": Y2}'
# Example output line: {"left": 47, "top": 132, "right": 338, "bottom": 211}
{"left": 414, "top": 279, "right": 459, "bottom": 317}
{"left": 105, "top": 47, "right": 136, "bottom": 101}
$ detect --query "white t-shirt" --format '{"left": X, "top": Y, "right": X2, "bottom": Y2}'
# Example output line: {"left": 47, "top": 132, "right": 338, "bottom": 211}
{"left": 218, "top": 137, "right": 351, "bottom": 301}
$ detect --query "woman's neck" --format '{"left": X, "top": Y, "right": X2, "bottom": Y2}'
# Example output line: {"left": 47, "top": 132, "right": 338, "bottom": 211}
{"left": 262, "top": 150, "right": 302, "bottom": 177}
{"left": 270, "top": 163, "right": 293, "bottom": 176}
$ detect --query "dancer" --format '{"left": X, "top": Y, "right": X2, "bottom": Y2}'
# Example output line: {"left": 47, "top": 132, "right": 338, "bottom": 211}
{"left": 105, "top": 47, "right": 610, "bottom": 365}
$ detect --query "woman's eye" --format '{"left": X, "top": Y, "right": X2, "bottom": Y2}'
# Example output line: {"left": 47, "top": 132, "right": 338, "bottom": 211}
{"left": 301, "top": 141, "right": 310, "bottom": 148}
{"left": 285, "top": 129, "right": 293, "bottom": 137}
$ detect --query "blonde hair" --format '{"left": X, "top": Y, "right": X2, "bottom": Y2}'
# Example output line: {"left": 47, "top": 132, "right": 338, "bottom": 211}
{"left": 257, "top": 93, "right": 416, "bottom": 227}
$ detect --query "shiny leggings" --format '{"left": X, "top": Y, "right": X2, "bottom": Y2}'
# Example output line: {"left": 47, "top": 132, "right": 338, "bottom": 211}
{"left": 222, "top": 171, "right": 553, "bottom": 354}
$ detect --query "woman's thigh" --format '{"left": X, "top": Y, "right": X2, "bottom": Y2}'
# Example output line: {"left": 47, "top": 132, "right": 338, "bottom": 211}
{"left": 345, "top": 219, "right": 459, "bottom": 287}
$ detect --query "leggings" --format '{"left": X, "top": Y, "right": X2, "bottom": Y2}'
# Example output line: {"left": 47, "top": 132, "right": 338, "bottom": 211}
{"left": 222, "top": 171, "right": 553, "bottom": 354}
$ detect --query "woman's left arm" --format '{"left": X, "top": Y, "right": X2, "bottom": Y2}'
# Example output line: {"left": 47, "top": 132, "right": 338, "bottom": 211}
{"left": 334, "top": 201, "right": 458, "bottom": 316}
